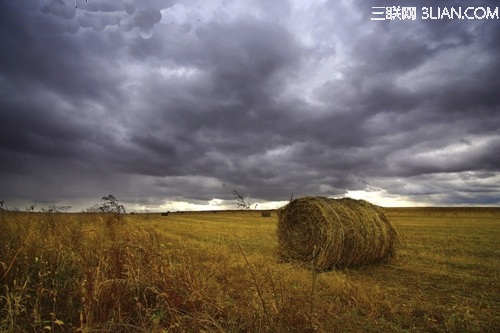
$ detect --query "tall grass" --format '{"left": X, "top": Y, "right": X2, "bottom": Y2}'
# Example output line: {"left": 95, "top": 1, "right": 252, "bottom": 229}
{"left": 1, "top": 209, "right": 499, "bottom": 332}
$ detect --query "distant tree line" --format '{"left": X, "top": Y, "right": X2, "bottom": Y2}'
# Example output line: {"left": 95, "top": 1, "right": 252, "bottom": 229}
{"left": 0, "top": 194, "right": 126, "bottom": 214}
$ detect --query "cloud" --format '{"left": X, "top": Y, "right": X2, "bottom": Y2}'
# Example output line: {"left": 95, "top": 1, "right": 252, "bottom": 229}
{"left": 0, "top": 0, "right": 499, "bottom": 210}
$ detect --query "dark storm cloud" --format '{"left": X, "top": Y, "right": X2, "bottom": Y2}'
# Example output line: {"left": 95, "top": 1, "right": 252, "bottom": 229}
{"left": 118, "top": 17, "right": 304, "bottom": 184}
{"left": 0, "top": 0, "right": 499, "bottom": 210}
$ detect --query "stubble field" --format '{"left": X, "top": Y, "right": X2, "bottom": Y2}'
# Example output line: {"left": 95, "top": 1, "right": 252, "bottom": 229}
{"left": 1, "top": 207, "right": 499, "bottom": 332}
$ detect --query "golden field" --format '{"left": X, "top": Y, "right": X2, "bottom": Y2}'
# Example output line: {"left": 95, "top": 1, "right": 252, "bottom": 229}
{"left": 0, "top": 207, "right": 499, "bottom": 332}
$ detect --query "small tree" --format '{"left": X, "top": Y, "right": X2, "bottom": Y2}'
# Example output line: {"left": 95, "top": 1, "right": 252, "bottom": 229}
{"left": 98, "top": 194, "right": 126, "bottom": 214}
{"left": 233, "top": 190, "right": 251, "bottom": 210}
{"left": 86, "top": 195, "right": 126, "bottom": 214}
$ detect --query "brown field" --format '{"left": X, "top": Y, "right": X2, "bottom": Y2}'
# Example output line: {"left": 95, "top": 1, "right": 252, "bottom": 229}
{"left": 0, "top": 207, "right": 499, "bottom": 332}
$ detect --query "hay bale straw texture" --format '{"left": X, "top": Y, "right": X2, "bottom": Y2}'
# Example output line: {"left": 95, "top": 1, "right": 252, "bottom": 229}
{"left": 277, "top": 196, "right": 399, "bottom": 270}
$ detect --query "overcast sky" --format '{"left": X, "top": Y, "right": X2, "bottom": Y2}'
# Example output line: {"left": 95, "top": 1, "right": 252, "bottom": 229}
{"left": 1, "top": 0, "right": 499, "bottom": 211}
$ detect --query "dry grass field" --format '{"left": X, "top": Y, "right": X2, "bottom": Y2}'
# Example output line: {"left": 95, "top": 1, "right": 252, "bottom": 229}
{"left": 0, "top": 207, "right": 499, "bottom": 332}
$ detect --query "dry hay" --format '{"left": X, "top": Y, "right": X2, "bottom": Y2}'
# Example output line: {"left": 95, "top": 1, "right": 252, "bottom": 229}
{"left": 277, "top": 196, "right": 399, "bottom": 270}
{"left": 261, "top": 211, "right": 272, "bottom": 217}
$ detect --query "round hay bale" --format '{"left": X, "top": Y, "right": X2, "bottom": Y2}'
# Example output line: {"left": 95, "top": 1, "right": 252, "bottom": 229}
{"left": 277, "top": 196, "right": 399, "bottom": 270}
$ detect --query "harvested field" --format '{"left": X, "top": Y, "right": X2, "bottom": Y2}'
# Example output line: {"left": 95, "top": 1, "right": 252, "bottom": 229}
{"left": 0, "top": 208, "right": 499, "bottom": 332}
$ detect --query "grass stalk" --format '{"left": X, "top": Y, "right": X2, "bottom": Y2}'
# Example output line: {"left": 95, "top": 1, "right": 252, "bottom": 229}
{"left": 237, "top": 243, "right": 273, "bottom": 330}
{"left": 310, "top": 245, "right": 318, "bottom": 331}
